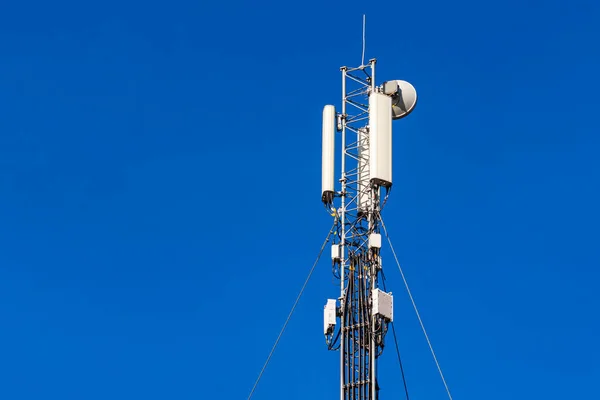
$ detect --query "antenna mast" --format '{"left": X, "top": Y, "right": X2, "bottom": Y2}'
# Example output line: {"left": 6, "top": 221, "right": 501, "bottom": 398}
{"left": 361, "top": 14, "right": 366, "bottom": 66}
{"left": 321, "top": 45, "right": 417, "bottom": 400}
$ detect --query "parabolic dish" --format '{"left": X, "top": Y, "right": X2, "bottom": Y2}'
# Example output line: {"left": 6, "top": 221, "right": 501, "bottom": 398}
{"left": 386, "top": 80, "right": 417, "bottom": 120}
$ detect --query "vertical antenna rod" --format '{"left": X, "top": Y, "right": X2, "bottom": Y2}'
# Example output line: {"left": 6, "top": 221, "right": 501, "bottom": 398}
{"left": 361, "top": 15, "right": 366, "bottom": 66}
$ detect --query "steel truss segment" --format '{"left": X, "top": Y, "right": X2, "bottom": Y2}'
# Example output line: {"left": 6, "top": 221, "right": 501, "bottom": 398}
{"left": 345, "top": 64, "right": 370, "bottom": 73}
{"left": 347, "top": 86, "right": 368, "bottom": 97}
{"left": 329, "top": 60, "right": 389, "bottom": 400}
{"left": 346, "top": 99, "right": 369, "bottom": 113}
{"left": 344, "top": 152, "right": 361, "bottom": 163}
{"left": 346, "top": 115, "right": 369, "bottom": 125}
{"left": 345, "top": 72, "right": 371, "bottom": 86}
{"left": 345, "top": 125, "right": 366, "bottom": 135}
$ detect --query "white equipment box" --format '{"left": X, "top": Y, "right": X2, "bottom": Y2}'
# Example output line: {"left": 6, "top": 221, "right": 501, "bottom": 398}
{"left": 369, "top": 233, "right": 381, "bottom": 249}
{"left": 372, "top": 289, "right": 393, "bottom": 321}
{"left": 331, "top": 244, "right": 340, "bottom": 260}
{"left": 323, "top": 299, "right": 337, "bottom": 334}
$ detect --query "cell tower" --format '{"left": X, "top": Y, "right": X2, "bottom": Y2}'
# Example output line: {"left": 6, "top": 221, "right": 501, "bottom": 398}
{"left": 321, "top": 58, "right": 417, "bottom": 400}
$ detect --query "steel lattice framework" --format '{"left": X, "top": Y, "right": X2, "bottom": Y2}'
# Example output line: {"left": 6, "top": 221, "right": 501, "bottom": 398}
{"left": 325, "top": 59, "right": 390, "bottom": 400}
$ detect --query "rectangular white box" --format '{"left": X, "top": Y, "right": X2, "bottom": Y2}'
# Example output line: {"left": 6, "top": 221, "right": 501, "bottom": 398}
{"left": 372, "top": 289, "right": 393, "bottom": 321}
{"left": 369, "top": 92, "right": 393, "bottom": 187}
{"left": 324, "top": 299, "right": 337, "bottom": 334}
{"left": 331, "top": 244, "right": 340, "bottom": 260}
{"left": 369, "top": 233, "right": 381, "bottom": 249}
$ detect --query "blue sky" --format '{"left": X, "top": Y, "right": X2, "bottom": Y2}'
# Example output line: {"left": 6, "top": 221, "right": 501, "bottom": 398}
{"left": 0, "top": 0, "right": 599, "bottom": 399}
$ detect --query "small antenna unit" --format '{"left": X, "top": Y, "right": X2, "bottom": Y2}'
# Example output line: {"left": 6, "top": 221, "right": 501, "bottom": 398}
{"left": 383, "top": 80, "right": 418, "bottom": 119}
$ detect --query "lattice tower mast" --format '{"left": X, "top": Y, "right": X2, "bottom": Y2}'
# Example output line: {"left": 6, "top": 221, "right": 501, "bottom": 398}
{"left": 321, "top": 58, "right": 417, "bottom": 400}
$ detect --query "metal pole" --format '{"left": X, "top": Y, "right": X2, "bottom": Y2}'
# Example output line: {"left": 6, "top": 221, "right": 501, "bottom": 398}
{"left": 370, "top": 58, "right": 376, "bottom": 92}
{"left": 340, "top": 65, "right": 347, "bottom": 400}
{"left": 369, "top": 58, "right": 377, "bottom": 400}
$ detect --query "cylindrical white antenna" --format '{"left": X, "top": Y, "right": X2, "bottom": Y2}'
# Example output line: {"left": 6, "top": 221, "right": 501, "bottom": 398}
{"left": 322, "top": 105, "right": 336, "bottom": 204}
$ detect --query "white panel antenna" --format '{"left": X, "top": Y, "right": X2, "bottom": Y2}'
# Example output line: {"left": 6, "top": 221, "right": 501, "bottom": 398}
{"left": 321, "top": 105, "right": 336, "bottom": 204}
{"left": 369, "top": 92, "right": 393, "bottom": 187}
